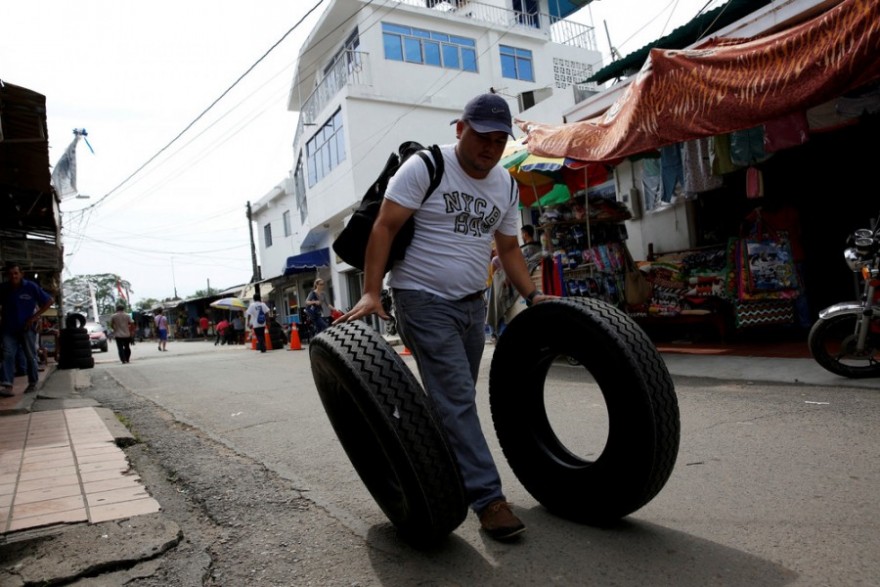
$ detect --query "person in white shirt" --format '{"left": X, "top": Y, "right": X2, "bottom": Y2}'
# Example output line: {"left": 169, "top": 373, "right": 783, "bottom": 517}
{"left": 245, "top": 294, "right": 271, "bottom": 353}
{"left": 338, "top": 93, "right": 551, "bottom": 541}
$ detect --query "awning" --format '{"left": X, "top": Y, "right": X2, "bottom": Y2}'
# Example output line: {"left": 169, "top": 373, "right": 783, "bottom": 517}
{"left": 519, "top": 0, "right": 880, "bottom": 163}
{"left": 283, "top": 248, "right": 330, "bottom": 276}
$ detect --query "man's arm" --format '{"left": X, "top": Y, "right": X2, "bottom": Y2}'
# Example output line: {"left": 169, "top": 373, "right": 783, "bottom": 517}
{"left": 338, "top": 199, "right": 414, "bottom": 322}
{"left": 26, "top": 293, "right": 54, "bottom": 331}
{"left": 496, "top": 233, "right": 550, "bottom": 305}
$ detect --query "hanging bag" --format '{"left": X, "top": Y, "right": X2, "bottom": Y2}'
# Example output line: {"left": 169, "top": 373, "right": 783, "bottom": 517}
{"left": 332, "top": 142, "right": 444, "bottom": 274}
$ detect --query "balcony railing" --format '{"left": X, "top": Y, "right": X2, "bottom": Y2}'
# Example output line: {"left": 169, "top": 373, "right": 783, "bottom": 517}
{"left": 293, "top": 2, "right": 596, "bottom": 150}
{"left": 293, "top": 50, "right": 371, "bottom": 153}
{"left": 394, "top": 0, "right": 596, "bottom": 51}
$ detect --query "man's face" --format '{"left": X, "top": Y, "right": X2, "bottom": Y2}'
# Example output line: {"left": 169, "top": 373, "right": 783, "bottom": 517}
{"left": 455, "top": 121, "right": 508, "bottom": 179}
{"left": 5, "top": 266, "right": 23, "bottom": 286}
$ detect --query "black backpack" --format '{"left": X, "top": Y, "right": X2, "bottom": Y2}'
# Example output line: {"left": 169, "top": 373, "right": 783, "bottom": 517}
{"left": 333, "top": 141, "right": 444, "bottom": 274}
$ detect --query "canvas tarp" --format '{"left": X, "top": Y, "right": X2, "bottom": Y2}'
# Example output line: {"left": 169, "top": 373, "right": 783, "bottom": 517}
{"left": 518, "top": 0, "right": 880, "bottom": 162}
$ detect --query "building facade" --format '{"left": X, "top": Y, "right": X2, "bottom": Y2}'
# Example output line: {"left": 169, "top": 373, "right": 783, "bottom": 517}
{"left": 252, "top": 0, "right": 600, "bottom": 327}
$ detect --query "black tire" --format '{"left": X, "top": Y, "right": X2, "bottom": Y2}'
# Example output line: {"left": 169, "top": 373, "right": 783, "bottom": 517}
{"left": 76, "top": 356, "right": 95, "bottom": 369}
{"left": 489, "top": 298, "right": 680, "bottom": 524}
{"left": 59, "top": 355, "right": 94, "bottom": 370}
{"left": 309, "top": 320, "right": 467, "bottom": 546}
{"left": 60, "top": 329, "right": 89, "bottom": 344}
{"left": 65, "top": 313, "right": 86, "bottom": 329}
{"left": 808, "top": 313, "right": 880, "bottom": 378}
{"left": 61, "top": 348, "right": 93, "bottom": 361}
{"left": 100, "top": 341, "right": 108, "bottom": 353}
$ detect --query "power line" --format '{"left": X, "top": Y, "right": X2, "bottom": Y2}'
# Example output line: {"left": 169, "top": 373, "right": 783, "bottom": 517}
{"left": 76, "top": 0, "right": 326, "bottom": 214}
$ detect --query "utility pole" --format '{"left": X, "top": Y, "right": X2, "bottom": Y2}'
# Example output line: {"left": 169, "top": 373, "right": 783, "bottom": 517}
{"left": 603, "top": 20, "right": 623, "bottom": 62}
{"left": 246, "top": 201, "right": 261, "bottom": 299}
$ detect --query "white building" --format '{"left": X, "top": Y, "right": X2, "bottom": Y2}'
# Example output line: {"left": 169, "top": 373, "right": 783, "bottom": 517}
{"left": 251, "top": 0, "right": 601, "bottom": 327}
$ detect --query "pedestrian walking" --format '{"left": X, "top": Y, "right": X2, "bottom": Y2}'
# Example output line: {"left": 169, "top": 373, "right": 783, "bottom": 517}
{"left": 232, "top": 314, "right": 244, "bottom": 344}
{"left": 155, "top": 308, "right": 169, "bottom": 351}
{"left": 109, "top": 304, "right": 134, "bottom": 364}
{"left": 214, "top": 318, "right": 230, "bottom": 346}
{"left": 339, "top": 93, "right": 551, "bottom": 541}
{"left": 305, "top": 279, "right": 337, "bottom": 335}
{"left": 0, "top": 262, "right": 54, "bottom": 396}
{"left": 245, "top": 294, "right": 271, "bottom": 353}
{"left": 199, "top": 315, "right": 210, "bottom": 340}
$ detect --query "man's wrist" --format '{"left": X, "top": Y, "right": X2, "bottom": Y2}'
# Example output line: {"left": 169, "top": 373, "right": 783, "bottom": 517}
{"left": 526, "top": 289, "right": 543, "bottom": 307}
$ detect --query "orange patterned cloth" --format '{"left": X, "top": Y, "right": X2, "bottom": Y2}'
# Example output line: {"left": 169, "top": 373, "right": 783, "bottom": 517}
{"left": 519, "top": 0, "right": 880, "bottom": 162}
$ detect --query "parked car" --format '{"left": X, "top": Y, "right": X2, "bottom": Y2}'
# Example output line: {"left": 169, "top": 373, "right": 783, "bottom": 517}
{"left": 85, "top": 322, "right": 108, "bottom": 352}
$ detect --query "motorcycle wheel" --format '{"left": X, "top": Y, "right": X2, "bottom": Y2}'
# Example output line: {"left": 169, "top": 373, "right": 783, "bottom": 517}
{"left": 808, "top": 313, "right": 880, "bottom": 378}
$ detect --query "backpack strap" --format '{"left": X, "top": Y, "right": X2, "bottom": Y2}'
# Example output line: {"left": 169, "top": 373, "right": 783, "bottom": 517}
{"left": 416, "top": 144, "right": 445, "bottom": 204}
{"left": 508, "top": 173, "right": 517, "bottom": 206}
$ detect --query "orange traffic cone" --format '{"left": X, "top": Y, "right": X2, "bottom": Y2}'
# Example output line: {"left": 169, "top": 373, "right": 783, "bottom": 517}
{"left": 249, "top": 331, "right": 256, "bottom": 350}
{"left": 265, "top": 330, "right": 273, "bottom": 350}
{"left": 400, "top": 346, "right": 412, "bottom": 356}
{"left": 289, "top": 325, "right": 302, "bottom": 351}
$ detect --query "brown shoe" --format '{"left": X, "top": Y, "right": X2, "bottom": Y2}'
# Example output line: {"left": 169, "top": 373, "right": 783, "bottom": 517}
{"left": 479, "top": 500, "right": 525, "bottom": 541}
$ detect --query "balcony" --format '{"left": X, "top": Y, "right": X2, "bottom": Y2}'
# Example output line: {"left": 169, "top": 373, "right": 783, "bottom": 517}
{"left": 293, "top": 2, "right": 596, "bottom": 150}
{"left": 293, "top": 50, "right": 371, "bottom": 153}
{"left": 396, "top": 0, "right": 596, "bottom": 51}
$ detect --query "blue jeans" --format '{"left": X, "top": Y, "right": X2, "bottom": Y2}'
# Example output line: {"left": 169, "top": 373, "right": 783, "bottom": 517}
{"left": 1, "top": 329, "right": 38, "bottom": 386}
{"left": 393, "top": 289, "right": 504, "bottom": 514}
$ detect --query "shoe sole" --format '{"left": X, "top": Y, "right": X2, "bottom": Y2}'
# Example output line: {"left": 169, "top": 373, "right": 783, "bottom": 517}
{"left": 484, "top": 525, "right": 526, "bottom": 541}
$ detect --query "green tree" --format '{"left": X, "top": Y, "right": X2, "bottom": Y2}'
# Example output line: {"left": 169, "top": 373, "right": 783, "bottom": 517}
{"left": 135, "top": 298, "right": 161, "bottom": 311}
{"left": 62, "top": 274, "right": 133, "bottom": 317}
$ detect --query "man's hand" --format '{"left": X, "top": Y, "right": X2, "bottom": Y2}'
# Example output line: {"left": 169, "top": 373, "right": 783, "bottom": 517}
{"left": 335, "top": 292, "right": 386, "bottom": 324}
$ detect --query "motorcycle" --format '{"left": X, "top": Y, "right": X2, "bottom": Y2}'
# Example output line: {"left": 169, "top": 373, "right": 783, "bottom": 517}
{"left": 808, "top": 219, "right": 880, "bottom": 378}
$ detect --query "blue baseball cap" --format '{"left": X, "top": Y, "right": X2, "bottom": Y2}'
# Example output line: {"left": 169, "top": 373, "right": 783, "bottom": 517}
{"left": 453, "top": 93, "right": 514, "bottom": 137}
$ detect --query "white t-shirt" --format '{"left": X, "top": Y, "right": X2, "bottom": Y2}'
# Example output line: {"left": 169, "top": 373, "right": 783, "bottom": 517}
{"left": 246, "top": 301, "right": 270, "bottom": 328}
{"left": 385, "top": 144, "right": 519, "bottom": 300}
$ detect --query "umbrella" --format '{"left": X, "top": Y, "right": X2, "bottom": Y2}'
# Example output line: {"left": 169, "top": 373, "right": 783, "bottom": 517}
{"left": 210, "top": 297, "right": 247, "bottom": 311}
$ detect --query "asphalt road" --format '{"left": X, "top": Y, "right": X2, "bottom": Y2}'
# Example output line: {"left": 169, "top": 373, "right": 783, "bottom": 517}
{"left": 93, "top": 337, "right": 879, "bottom": 586}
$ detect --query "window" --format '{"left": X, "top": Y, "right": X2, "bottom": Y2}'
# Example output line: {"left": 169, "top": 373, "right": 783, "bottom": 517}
{"left": 282, "top": 210, "right": 291, "bottom": 237}
{"left": 500, "top": 45, "right": 534, "bottom": 81}
{"left": 382, "top": 23, "right": 477, "bottom": 72}
{"left": 264, "top": 223, "right": 273, "bottom": 248}
{"left": 306, "top": 109, "right": 346, "bottom": 187}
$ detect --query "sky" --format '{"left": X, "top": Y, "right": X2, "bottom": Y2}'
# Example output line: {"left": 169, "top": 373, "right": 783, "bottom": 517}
{"left": 2, "top": 0, "right": 718, "bottom": 305}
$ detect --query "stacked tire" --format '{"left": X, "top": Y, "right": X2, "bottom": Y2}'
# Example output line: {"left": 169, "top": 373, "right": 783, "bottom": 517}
{"left": 58, "top": 313, "right": 95, "bottom": 370}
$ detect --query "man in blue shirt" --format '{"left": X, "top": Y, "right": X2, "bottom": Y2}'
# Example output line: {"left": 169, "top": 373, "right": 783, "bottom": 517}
{"left": 1, "top": 262, "right": 54, "bottom": 396}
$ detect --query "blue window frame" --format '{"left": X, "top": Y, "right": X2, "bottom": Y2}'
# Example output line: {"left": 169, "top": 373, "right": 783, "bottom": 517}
{"left": 382, "top": 22, "right": 477, "bottom": 72}
{"left": 500, "top": 45, "right": 534, "bottom": 81}
{"left": 306, "top": 109, "right": 346, "bottom": 188}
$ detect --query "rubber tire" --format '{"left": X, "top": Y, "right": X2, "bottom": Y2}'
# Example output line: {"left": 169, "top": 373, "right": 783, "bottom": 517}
{"left": 489, "top": 298, "right": 680, "bottom": 524}
{"left": 59, "top": 354, "right": 95, "bottom": 370}
{"left": 808, "top": 313, "right": 880, "bottom": 378}
{"left": 76, "top": 356, "right": 95, "bottom": 369}
{"left": 60, "top": 329, "right": 89, "bottom": 344}
{"left": 61, "top": 348, "right": 93, "bottom": 361}
{"left": 65, "top": 313, "right": 86, "bottom": 330}
{"left": 309, "top": 320, "right": 467, "bottom": 546}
